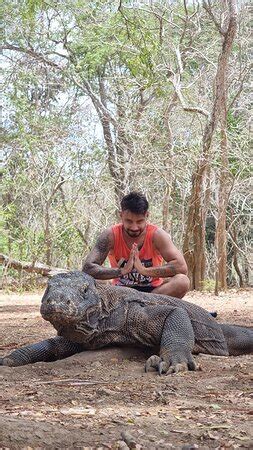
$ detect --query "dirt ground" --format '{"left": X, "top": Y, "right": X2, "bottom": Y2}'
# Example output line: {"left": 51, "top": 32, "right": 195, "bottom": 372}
{"left": 0, "top": 288, "right": 252, "bottom": 449}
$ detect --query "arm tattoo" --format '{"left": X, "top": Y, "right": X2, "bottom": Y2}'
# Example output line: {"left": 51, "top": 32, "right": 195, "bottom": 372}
{"left": 96, "top": 234, "right": 111, "bottom": 259}
{"left": 86, "top": 266, "right": 121, "bottom": 280}
{"left": 83, "top": 231, "right": 121, "bottom": 280}
{"left": 167, "top": 262, "right": 177, "bottom": 276}
{"left": 144, "top": 262, "right": 177, "bottom": 278}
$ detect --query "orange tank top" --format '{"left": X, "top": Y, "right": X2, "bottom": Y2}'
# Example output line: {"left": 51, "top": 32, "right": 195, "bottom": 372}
{"left": 108, "top": 223, "right": 163, "bottom": 287}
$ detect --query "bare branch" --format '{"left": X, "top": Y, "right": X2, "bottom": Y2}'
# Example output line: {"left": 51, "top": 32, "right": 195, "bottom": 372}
{"left": 203, "top": 0, "right": 225, "bottom": 35}
{"left": 2, "top": 43, "right": 63, "bottom": 69}
{"left": 0, "top": 254, "right": 66, "bottom": 277}
{"left": 229, "top": 64, "right": 252, "bottom": 110}
{"left": 171, "top": 75, "right": 209, "bottom": 117}
{"left": 71, "top": 75, "right": 118, "bottom": 128}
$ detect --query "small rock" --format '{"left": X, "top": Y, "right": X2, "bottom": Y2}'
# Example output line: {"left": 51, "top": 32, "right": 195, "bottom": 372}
{"left": 110, "top": 357, "right": 119, "bottom": 364}
{"left": 97, "top": 387, "right": 115, "bottom": 396}
{"left": 121, "top": 431, "right": 138, "bottom": 449}
{"left": 60, "top": 406, "right": 96, "bottom": 415}
{"left": 117, "top": 441, "right": 129, "bottom": 450}
{"left": 182, "top": 445, "right": 199, "bottom": 450}
{"left": 92, "top": 361, "right": 102, "bottom": 368}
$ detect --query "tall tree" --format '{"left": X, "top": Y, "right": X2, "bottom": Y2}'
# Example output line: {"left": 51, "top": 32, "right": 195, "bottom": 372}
{"left": 183, "top": 0, "right": 238, "bottom": 289}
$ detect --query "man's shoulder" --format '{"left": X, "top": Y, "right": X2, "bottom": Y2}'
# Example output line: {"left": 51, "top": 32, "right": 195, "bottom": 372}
{"left": 110, "top": 223, "right": 122, "bottom": 231}
{"left": 96, "top": 227, "right": 115, "bottom": 247}
{"left": 147, "top": 223, "right": 160, "bottom": 235}
{"left": 151, "top": 226, "right": 172, "bottom": 244}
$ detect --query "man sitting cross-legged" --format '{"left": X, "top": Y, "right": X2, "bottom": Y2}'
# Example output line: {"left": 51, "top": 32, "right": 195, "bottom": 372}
{"left": 83, "top": 191, "right": 190, "bottom": 299}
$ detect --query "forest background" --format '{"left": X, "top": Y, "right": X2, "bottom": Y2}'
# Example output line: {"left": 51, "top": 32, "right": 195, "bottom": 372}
{"left": 1, "top": 0, "right": 251, "bottom": 293}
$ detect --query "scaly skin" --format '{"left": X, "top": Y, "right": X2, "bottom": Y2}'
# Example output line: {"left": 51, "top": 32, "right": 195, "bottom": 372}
{"left": 1, "top": 271, "right": 252, "bottom": 372}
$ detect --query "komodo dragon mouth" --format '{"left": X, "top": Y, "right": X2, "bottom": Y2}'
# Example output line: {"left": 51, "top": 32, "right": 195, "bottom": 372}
{"left": 40, "top": 272, "right": 101, "bottom": 325}
{"left": 41, "top": 301, "right": 79, "bottom": 324}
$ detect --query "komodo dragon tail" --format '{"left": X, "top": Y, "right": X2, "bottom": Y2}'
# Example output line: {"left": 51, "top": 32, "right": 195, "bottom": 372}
{"left": 220, "top": 324, "right": 253, "bottom": 356}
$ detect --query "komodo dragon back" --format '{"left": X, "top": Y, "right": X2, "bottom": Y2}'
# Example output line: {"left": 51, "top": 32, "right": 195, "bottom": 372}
{"left": 96, "top": 283, "right": 229, "bottom": 356}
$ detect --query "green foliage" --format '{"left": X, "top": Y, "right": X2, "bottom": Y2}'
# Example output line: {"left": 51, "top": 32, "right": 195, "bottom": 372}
{"left": 227, "top": 110, "right": 242, "bottom": 133}
{"left": 200, "top": 279, "right": 216, "bottom": 292}
{"left": 2, "top": 0, "right": 251, "bottom": 290}
{"left": 187, "top": 58, "right": 199, "bottom": 73}
{"left": 22, "top": 0, "right": 45, "bottom": 17}
{"left": 69, "top": 7, "right": 161, "bottom": 84}
{"left": 0, "top": 210, "right": 9, "bottom": 254}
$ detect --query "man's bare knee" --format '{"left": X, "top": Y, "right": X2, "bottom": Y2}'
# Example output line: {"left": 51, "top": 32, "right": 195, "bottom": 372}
{"left": 153, "top": 274, "right": 190, "bottom": 298}
{"left": 174, "top": 274, "right": 190, "bottom": 292}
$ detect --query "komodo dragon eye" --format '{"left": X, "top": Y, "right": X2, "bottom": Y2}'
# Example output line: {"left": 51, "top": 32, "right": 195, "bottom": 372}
{"left": 82, "top": 283, "right": 89, "bottom": 293}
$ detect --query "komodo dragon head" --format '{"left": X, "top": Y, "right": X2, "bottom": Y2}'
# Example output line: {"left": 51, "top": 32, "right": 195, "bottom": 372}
{"left": 40, "top": 271, "right": 100, "bottom": 327}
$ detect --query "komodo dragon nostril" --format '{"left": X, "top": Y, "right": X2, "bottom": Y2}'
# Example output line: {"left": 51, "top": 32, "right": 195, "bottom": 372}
{"left": 66, "top": 300, "right": 71, "bottom": 305}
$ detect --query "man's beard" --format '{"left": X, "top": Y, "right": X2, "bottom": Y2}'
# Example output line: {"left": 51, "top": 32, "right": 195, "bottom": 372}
{"left": 125, "top": 229, "right": 142, "bottom": 237}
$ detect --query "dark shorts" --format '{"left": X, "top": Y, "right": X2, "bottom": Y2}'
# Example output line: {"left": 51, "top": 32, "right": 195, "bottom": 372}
{"left": 127, "top": 285, "right": 155, "bottom": 293}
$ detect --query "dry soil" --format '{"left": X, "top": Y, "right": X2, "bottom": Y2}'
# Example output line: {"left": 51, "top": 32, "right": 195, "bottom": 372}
{"left": 0, "top": 288, "right": 252, "bottom": 449}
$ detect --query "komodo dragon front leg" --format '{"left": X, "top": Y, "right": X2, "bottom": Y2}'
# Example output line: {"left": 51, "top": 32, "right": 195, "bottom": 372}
{"left": 153, "top": 307, "right": 197, "bottom": 374}
{"left": 128, "top": 303, "right": 197, "bottom": 374}
{"left": 0, "top": 337, "right": 83, "bottom": 367}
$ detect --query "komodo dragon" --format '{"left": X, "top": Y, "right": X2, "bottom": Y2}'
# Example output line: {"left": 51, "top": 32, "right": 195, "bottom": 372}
{"left": 1, "top": 271, "right": 252, "bottom": 373}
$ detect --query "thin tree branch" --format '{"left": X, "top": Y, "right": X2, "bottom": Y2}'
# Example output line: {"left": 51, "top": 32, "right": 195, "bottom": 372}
{"left": 171, "top": 76, "right": 209, "bottom": 117}
{"left": 2, "top": 43, "right": 63, "bottom": 69}
{"left": 203, "top": 0, "right": 225, "bottom": 36}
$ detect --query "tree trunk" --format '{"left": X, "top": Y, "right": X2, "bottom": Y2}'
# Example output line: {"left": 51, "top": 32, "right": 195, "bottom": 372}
{"left": 162, "top": 94, "right": 177, "bottom": 233}
{"left": 230, "top": 227, "right": 244, "bottom": 288}
{"left": 44, "top": 206, "right": 52, "bottom": 266}
{"left": 183, "top": 123, "right": 213, "bottom": 290}
{"left": 98, "top": 77, "right": 128, "bottom": 205}
{"left": 215, "top": 112, "right": 229, "bottom": 293}
{"left": 214, "top": 0, "right": 238, "bottom": 293}
{"left": 184, "top": 0, "right": 238, "bottom": 290}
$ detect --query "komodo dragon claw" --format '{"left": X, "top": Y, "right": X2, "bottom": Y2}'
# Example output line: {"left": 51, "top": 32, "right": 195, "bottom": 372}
{"left": 0, "top": 356, "right": 14, "bottom": 366}
{"left": 145, "top": 354, "right": 198, "bottom": 375}
{"left": 145, "top": 355, "right": 161, "bottom": 372}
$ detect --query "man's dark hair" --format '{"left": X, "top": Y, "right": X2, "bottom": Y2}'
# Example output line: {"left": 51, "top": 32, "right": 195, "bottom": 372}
{"left": 120, "top": 192, "right": 149, "bottom": 214}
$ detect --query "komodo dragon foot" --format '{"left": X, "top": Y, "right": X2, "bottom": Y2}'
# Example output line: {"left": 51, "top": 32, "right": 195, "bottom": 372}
{"left": 145, "top": 353, "right": 197, "bottom": 375}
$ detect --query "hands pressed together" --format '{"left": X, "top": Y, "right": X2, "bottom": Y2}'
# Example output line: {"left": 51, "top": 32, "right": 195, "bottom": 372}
{"left": 120, "top": 243, "right": 147, "bottom": 276}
